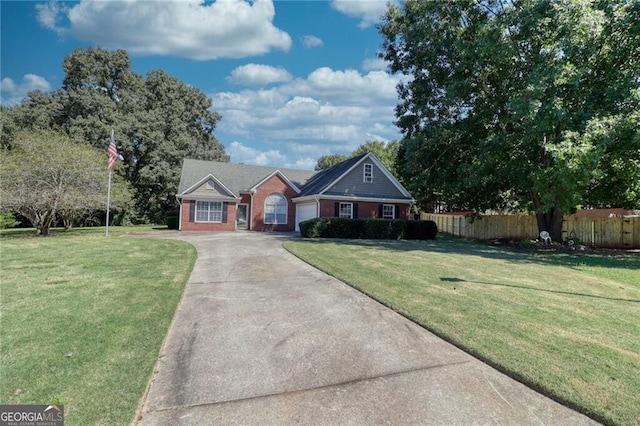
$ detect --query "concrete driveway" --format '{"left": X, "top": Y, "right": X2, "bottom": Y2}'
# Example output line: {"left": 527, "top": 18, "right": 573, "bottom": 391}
{"left": 137, "top": 232, "right": 595, "bottom": 425}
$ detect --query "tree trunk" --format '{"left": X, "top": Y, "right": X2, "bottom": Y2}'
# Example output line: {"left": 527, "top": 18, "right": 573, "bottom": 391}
{"left": 63, "top": 215, "right": 74, "bottom": 231}
{"left": 535, "top": 207, "right": 564, "bottom": 242}
{"left": 34, "top": 211, "right": 55, "bottom": 237}
{"left": 531, "top": 192, "right": 564, "bottom": 242}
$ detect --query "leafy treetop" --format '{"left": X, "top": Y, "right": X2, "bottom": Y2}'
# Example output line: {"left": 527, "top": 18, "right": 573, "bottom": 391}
{"left": 4, "top": 47, "right": 228, "bottom": 223}
{"left": 380, "top": 0, "right": 640, "bottom": 241}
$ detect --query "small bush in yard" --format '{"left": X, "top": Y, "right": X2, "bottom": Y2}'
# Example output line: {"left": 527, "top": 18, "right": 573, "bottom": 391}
{"left": 166, "top": 216, "right": 179, "bottom": 230}
{"left": 0, "top": 212, "right": 19, "bottom": 229}
{"left": 405, "top": 220, "right": 438, "bottom": 240}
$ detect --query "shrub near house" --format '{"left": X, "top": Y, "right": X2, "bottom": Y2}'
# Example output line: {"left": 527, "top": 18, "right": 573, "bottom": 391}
{"left": 299, "top": 218, "right": 438, "bottom": 240}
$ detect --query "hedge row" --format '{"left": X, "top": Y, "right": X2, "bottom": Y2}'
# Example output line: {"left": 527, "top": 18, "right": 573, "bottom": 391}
{"left": 299, "top": 218, "right": 437, "bottom": 240}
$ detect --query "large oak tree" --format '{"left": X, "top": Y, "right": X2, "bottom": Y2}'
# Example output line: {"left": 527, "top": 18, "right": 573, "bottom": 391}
{"left": 380, "top": 0, "right": 640, "bottom": 241}
{"left": 5, "top": 47, "right": 228, "bottom": 223}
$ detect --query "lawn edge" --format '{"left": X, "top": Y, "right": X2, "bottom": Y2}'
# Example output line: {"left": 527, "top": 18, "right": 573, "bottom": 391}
{"left": 129, "top": 238, "right": 198, "bottom": 426}
{"left": 282, "top": 239, "right": 610, "bottom": 426}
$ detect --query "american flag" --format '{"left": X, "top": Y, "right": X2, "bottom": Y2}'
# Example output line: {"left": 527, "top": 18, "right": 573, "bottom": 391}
{"left": 108, "top": 130, "right": 118, "bottom": 170}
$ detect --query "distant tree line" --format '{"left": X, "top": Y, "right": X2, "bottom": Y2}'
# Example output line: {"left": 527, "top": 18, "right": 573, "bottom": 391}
{"left": 315, "top": 140, "right": 400, "bottom": 175}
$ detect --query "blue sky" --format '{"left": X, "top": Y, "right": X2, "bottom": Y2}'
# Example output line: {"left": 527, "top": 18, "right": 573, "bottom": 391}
{"left": 1, "top": 0, "right": 404, "bottom": 170}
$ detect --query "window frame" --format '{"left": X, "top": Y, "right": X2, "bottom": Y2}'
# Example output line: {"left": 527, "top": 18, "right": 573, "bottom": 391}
{"left": 339, "top": 202, "right": 353, "bottom": 219}
{"left": 363, "top": 163, "right": 373, "bottom": 183}
{"left": 195, "top": 200, "right": 223, "bottom": 223}
{"left": 382, "top": 204, "right": 395, "bottom": 219}
{"left": 264, "top": 193, "right": 288, "bottom": 225}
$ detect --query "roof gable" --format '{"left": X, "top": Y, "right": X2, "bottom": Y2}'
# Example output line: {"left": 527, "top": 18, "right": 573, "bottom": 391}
{"left": 297, "top": 155, "right": 365, "bottom": 197}
{"left": 250, "top": 170, "right": 302, "bottom": 193}
{"left": 177, "top": 159, "right": 316, "bottom": 198}
{"left": 297, "top": 153, "right": 412, "bottom": 199}
{"left": 179, "top": 173, "right": 238, "bottom": 199}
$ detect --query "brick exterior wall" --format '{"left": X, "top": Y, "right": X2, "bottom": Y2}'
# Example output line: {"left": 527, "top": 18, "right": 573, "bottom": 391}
{"left": 251, "top": 175, "right": 298, "bottom": 232}
{"left": 180, "top": 175, "right": 412, "bottom": 232}
{"left": 180, "top": 200, "right": 237, "bottom": 231}
{"left": 319, "top": 200, "right": 410, "bottom": 220}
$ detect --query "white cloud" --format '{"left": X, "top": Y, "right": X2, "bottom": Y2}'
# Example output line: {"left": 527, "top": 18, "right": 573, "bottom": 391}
{"left": 331, "top": 0, "right": 393, "bottom": 28}
{"left": 35, "top": 1, "right": 66, "bottom": 30}
{"left": 302, "top": 35, "right": 324, "bottom": 48}
{"left": 226, "top": 141, "right": 320, "bottom": 170}
{"left": 212, "top": 66, "right": 403, "bottom": 167}
{"left": 0, "top": 74, "right": 52, "bottom": 106}
{"left": 227, "top": 141, "right": 286, "bottom": 166}
{"left": 287, "top": 157, "right": 317, "bottom": 170}
{"left": 362, "top": 57, "right": 389, "bottom": 72}
{"left": 283, "top": 67, "right": 399, "bottom": 105}
{"left": 227, "top": 64, "right": 292, "bottom": 86}
{"left": 37, "top": 0, "right": 291, "bottom": 60}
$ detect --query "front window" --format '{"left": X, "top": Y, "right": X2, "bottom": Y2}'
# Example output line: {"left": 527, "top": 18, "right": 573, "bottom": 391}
{"left": 196, "top": 201, "right": 222, "bottom": 222}
{"left": 382, "top": 204, "right": 395, "bottom": 219}
{"left": 265, "top": 193, "right": 287, "bottom": 224}
{"left": 363, "top": 163, "right": 373, "bottom": 183}
{"left": 339, "top": 202, "right": 353, "bottom": 219}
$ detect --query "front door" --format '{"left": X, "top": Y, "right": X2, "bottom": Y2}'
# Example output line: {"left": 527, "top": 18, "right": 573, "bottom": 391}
{"left": 236, "top": 204, "right": 248, "bottom": 230}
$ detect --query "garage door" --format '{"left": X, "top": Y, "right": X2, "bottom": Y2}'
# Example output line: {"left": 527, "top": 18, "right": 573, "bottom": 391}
{"left": 295, "top": 203, "right": 318, "bottom": 231}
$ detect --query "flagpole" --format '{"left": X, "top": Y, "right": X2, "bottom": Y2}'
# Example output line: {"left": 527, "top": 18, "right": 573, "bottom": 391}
{"left": 106, "top": 169, "right": 112, "bottom": 237}
{"left": 106, "top": 128, "right": 116, "bottom": 237}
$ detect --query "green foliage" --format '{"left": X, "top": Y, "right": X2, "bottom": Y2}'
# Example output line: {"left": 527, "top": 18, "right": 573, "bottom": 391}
{"left": 582, "top": 112, "right": 640, "bottom": 209}
{"left": 299, "top": 218, "right": 437, "bottom": 240}
{"left": 405, "top": 220, "right": 438, "bottom": 240}
{"left": 380, "top": 0, "right": 640, "bottom": 240}
{"left": 360, "top": 218, "right": 405, "bottom": 240}
{"left": 351, "top": 140, "right": 400, "bottom": 176}
{"left": 4, "top": 47, "right": 228, "bottom": 223}
{"left": 0, "top": 212, "right": 19, "bottom": 229}
{"left": 300, "top": 217, "right": 338, "bottom": 238}
{"left": 314, "top": 154, "right": 348, "bottom": 171}
{"left": 166, "top": 216, "right": 179, "bottom": 230}
{"left": 314, "top": 140, "right": 400, "bottom": 176}
{"left": 0, "top": 129, "right": 132, "bottom": 236}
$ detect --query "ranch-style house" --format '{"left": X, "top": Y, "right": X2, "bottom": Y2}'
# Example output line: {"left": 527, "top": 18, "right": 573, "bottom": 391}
{"left": 176, "top": 152, "right": 414, "bottom": 232}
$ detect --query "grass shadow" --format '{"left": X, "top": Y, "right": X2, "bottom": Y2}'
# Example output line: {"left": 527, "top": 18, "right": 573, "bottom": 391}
{"left": 292, "top": 235, "right": 640, "bottom": 272}
{"left": 439, "top": 277, "right": 640, "bottom": 303}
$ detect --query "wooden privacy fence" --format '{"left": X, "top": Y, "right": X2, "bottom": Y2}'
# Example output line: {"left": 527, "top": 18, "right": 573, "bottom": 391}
{"left": 421, "top": 213, "right": 640, "bottom": 249}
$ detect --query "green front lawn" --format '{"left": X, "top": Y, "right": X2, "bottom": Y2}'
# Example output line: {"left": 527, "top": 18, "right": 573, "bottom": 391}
{"left": 284, "top": 237, "right": 640, "bottom": 426}
{"left": 0, "top": 229, "right": 196, "bottom": 425}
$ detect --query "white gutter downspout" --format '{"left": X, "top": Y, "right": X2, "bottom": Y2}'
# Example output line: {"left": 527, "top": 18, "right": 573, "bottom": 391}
{"left": 178, "top": 198, "right": 183, "bottom": 230}
{"left": 315, "top": 195, "right": 320, "bottom": 218}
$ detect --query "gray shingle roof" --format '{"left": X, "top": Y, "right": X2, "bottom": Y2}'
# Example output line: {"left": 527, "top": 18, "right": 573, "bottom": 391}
{"left": 296, "top": 153, "right": 367, "bottom": 197}
{"left": 177, "top": 159, "right": 317, "bottom": 196}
